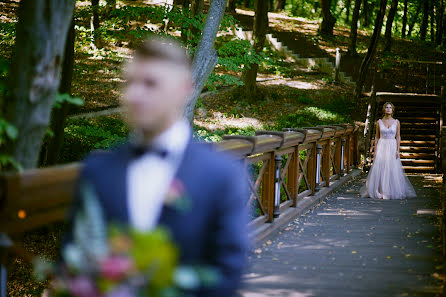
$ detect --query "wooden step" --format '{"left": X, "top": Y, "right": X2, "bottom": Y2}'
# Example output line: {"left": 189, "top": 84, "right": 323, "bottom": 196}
{"left": 400, "top": 152, "right": 436, "bottom": 159}
{"left": 400, "top": 146, "right": 435, "bottom": 152}
{"left": 400, "top": 140, "right": 436, "bottom": 146}
{"left": 400, "top": 134, "right": 437, "bottom": 139}
{"left": 400, "top": 122, "right": 438, "bottom": 127}
{"left": 403, "top": 166, "right": 436, "bottom": 172}
{"left": 401, "top": 159, "right": 435, "bottom": 165}
{"left": 398, "top": 114, "right": 439, "bottom": 123}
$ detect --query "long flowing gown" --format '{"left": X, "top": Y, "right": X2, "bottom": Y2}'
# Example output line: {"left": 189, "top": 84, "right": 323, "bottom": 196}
{"left": 360, "top": 119, "right": 416, "bottom": 199}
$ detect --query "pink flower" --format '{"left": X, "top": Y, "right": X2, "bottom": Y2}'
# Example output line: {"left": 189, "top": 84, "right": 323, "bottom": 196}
{"left": 99, "top": 256, "right": 134, "bottom": 281}
{"left": 67, "top": 276, "right": 100, "bottom": 297}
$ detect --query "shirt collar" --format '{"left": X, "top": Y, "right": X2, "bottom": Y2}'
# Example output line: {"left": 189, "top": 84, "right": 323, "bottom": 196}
{"left": 130, "top": 121, "right": 191, "bottom": 157}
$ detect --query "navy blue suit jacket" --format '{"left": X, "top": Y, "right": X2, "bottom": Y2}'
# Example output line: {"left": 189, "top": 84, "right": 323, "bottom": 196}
{"left": 71, "top": 140, "right": 249, "bottom": 297}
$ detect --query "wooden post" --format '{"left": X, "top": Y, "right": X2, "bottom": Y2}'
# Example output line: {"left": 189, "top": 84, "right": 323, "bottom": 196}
{"left": 287, "top": 147, "right": 299, "bottom": 207}
{"left": 345, "top": 134, "right": 351, "bottom": 174}
{"left": 262, "top": 153, "right": 276, "bottom": 222}
{"left": 353, "top": 128, "right": 360, "bottom": 167}
{"left": 334, "top": 48, "right": 341, "bottom": 82}
{"left": 309, "top": 143, "right": 317, "bottom": 195}
{"left": 334, "top": 136, "right": 342, "bottom": 179}
{"left": 323, "top": 141, "right": 331, "bottom": 187}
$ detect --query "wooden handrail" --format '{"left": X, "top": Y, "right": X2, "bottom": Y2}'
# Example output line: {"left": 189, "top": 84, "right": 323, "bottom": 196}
{"left": 0, "top": 124, "right": 359, "bottom": 234}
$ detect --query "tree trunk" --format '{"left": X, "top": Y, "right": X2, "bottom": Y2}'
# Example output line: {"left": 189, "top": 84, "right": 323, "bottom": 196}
{"left": 384, "top": 0, "right": 399, "bottom": 51}
{"left": 227, "top": 0, "right": 236, "bottom": 12}
{"left": 191, "top": 0, "right": 204, "bottom": 14}
{"left": 430, "top": 0, "right": 435, "bottom": 41}
{"left": 184, "top": 0, "right": 228, "bottom": 122}
{"left": 181, "top": 0, "right": 191, "bottom": 43}
{"left": 420, "top": 0, "right": 429, "bottom": 40}
{"left": 408, "top": 1, "right": 422, "bottom": 37}
{"left": 363, "top": 0, "right": 369, "bottom": 27}
{"left": 105, "top": 0, "right": 116, "bottom": 16}
{"left": 1, "top": 0, "right": 76, "bottom": 170}
{"left": 91, "top": 0, "right": 102, "bottom": 48}
{"left": 436, "top": 0, "right": 444, "bottom": 44}
{"left": 319, "top": 0, "right": 336, "bottom": 35}
{"left": 401, "top": 0, "right": 408, "bottom": 37}
{"left": 348, "top": 0, "right": 362, "bottom": 55}
{"left": 275, "top": 0, "right": 286, "bottom": 11}
{"left": 345, "top": 0, "right": 352, "bottom": 23}
{"left": 40, "top": 19, "right": 76, "bottom": 167}
{"left": 242, "top": 0, "right": 269, "bottom": 101}
{"left": 354, "top": 0, "right": 388, "bottom": 98}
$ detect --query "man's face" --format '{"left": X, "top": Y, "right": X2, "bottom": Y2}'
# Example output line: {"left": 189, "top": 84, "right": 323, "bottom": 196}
{"left": 122, "top": 58, "right": 192, "bottom": 134}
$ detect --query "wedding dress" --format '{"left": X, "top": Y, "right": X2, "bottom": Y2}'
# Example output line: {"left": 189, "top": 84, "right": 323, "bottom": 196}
{"left": 360, "top": 119, "right": 416, "bottom": 199}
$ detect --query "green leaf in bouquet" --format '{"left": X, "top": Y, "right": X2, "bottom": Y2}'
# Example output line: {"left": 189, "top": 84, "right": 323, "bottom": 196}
{"left": 130, "top": 227, "right": 178, "bottom": 289}
{"left": 32, "top": 257, "right": 55, "bottom": 282}
{"left": 194, "top": 266, "right": 221, "bottom": 287}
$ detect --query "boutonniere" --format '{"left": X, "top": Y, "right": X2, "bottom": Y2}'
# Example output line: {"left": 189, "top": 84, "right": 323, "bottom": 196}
{"left": 164, "top": 179, "right": 191, "bottom": 212}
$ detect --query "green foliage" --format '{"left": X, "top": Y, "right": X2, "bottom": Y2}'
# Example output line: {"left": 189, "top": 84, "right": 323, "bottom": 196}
{"left": 193, "top": 125, "right": 256, "bottom": 142}
{"left": 275, "top": 106, "right": 349, "bottom": 130}
{"left": 53, "top": 93, "right": 84, "bottom": 109}
{"left": 61, "top": 116, "right": 129, "bottom": 163}
{"left": 285, "top": 0, "right": 320, "bottom": 19}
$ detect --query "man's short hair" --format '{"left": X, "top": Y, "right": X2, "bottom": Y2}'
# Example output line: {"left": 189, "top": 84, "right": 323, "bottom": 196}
{"left": 134, "top": 36, "right": 191, "bottom": 68}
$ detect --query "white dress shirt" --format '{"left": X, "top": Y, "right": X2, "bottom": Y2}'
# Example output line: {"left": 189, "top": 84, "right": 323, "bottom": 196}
{"left": 127, "top": 121, "right": 191, "bottom": 231}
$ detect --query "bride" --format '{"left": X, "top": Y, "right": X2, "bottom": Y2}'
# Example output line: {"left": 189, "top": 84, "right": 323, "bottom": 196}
{"left": 361, "top": 102, "right": 416, "bottom": 199}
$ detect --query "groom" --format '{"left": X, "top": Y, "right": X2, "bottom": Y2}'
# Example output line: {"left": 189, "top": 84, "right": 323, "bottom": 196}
{"left": 68, "top": 37, "right": 249, "bottom": 297}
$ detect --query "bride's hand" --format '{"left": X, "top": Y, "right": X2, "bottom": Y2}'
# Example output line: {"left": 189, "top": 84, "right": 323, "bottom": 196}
{"left": 396, "top": 152, "right": 399, "bottom": 159}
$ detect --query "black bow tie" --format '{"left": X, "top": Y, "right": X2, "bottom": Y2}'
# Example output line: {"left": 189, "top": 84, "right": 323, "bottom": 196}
{"left": 130, "top": 144, "right": 168, "bottom": 159}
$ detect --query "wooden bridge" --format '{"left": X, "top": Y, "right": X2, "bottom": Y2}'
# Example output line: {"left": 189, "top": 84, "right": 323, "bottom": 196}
{"left": 1, "top": 61, "right": 446, "bottom": 296}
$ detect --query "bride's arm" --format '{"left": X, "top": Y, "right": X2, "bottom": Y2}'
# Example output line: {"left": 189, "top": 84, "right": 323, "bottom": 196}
{"left": 374, "top": 121, "right": 380, "bottom": 158}
{"left": 395, "top": 120, "right": 401, "bottom": 159}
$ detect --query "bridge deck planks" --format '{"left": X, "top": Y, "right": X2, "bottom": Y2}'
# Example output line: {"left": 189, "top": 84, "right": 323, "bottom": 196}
{"left": 240, "top": 174, "right": 444, "bottom": 297}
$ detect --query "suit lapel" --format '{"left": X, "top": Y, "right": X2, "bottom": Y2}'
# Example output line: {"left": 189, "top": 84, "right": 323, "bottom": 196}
{"left": 158, "top": 141, "right": 194, "bottom": 227}
{"left": 106, "top": 145, "right": 132, "bottom": 223}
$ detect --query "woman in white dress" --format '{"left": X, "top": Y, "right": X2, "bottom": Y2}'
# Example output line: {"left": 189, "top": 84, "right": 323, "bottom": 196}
{"left": 361, "top": 102, "right": 416, "bottom": 199}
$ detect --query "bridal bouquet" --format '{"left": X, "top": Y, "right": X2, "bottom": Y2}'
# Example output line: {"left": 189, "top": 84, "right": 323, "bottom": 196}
{"left": 34, "top": 181, "right": 218, "bottom": 297}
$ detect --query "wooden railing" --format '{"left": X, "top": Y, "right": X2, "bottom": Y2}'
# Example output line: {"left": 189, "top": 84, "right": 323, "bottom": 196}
{"left": 0, "top": 123, "right": 359, "bottom": 297}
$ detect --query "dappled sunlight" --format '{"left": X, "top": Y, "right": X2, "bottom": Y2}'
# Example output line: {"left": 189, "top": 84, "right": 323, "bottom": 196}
{"left": 260, "top": 79, "right": 323, "bottom": 90}
{"left": 194, "top": 112, "right": 265, "bottom": 132}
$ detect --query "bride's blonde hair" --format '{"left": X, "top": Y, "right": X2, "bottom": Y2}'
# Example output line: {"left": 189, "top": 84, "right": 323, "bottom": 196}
{"left": 382, "top": 102, "right": 395, "bottom": 117}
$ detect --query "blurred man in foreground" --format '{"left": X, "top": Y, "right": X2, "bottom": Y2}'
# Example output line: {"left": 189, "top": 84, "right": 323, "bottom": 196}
{"left": 68, "top": 37, "right": 249, "bottom": 297}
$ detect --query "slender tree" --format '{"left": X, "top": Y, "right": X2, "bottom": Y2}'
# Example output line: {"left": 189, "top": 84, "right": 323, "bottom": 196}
{"left": 319, "top": 0, "right": 336, "bottom": 35}
{"left": 242, "top": 0, "right": 269, "bottom": 100}
{"left": 420, "top": 0, "right": 429, "bottom": 40}
{"left": 355, "top": 0, "right": 388, "bottom": 98}
{"left": 275, "top": 0, "right": 286, "bottom": 10}
{"left": 363, "top": 0, "right": 370, "bottom": 27}
{"left": 227, "top": 0, "right": 236, "bottom": 12}
{"left": 185, "top": 0, "right": 228, "bottom": 121}
{"left": 345, "top": 0, "right": 352, "bottom": 23}
{"left": 91, "top": 0, "right": 102, "bottom": 48}
{"left": 191, "top": 0, "right": 204, "bottom": 14}
{"left": 180, "top": 0, "right": 191, "bottom": 43}
{"left": 1, "top": 0, "right": 76, "bottom": 169}
{"left": 401, "top": 0, "right": 408, "bottom": 37}
{"left": 407, "top": 1, "right": 422, "bottom": 37}
{"left": 348, "top": 0, "right": 362, "bottom": 55}
{"left": 430, "top": 0, "right": 435, "bottom": 41}
{"left": 384, "top": 0, "right": 399, "bottom": 51}
{"left": 436, "top": 0, "right": 444, "bottom": 43}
